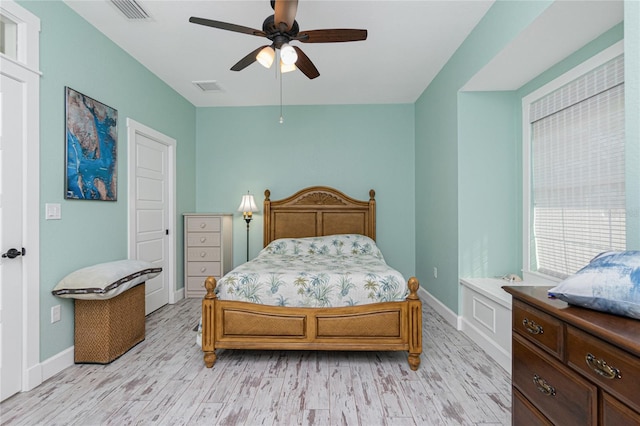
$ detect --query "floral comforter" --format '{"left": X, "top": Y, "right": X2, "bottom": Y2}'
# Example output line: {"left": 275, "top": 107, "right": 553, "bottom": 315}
{"left": 216, "top": 234, "right": 408, "bottom": 307}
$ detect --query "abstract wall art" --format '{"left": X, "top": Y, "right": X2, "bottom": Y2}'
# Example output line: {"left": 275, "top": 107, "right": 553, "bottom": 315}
{"left": 65, "top": 87, "right": 118, "bottom": 201}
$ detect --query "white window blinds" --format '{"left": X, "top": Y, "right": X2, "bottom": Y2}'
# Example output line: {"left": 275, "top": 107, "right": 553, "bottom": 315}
{"left": 529, "top": 54, "right": 625, "bottom": 279}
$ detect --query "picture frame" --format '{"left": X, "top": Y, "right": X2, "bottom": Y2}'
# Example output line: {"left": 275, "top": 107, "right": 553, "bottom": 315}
{"left": 65, "top": 87, "right": 118, "bottom": 201}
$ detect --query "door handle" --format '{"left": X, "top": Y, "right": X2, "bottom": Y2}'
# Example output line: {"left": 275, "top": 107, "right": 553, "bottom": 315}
{"left": 2, "top": 248, "right": 25, "bottom": 259}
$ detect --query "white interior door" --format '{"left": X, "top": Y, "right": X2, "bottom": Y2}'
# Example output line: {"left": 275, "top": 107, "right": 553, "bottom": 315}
{"left": 128, "top": 119, "right": 176, "bottom": 315}
{"left": 1, "top": 0, "right": 40, "bottom": 397}
{"left": 1, "top": 73, "right": 24, "bottom": 401}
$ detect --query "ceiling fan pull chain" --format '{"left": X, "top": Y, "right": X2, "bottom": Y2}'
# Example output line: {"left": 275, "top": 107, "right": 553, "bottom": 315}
{"left": 279, "top": 68, "right": 284, "bottom": 124}
{"left": 279, "top": 48, "right": 284, "bottom": 124}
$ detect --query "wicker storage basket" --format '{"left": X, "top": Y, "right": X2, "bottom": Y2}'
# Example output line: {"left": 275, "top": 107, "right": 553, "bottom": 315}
{"left": 74, "top": 283, "right": 145, "bottom": 364}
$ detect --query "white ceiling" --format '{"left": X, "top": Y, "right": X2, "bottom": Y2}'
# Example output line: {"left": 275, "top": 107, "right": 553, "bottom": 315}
{"left": 64, "top": 0, "right": 623, "bottom": 108}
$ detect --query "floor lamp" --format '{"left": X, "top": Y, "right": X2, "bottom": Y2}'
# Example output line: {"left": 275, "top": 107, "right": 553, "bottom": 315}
{"left": 238, "top": 192, "right": 259, "bottom": 262}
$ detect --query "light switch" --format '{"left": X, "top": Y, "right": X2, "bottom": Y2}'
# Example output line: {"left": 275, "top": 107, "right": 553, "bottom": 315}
{"left": 45, "top": 203, "right": 61, "bottom": 220}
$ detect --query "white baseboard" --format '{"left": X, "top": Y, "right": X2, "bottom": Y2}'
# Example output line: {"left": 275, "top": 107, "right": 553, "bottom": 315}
{"left": 40, "top": 346, "right": 74, "bottom": 383}
{"left": 24, "top": 362, "right": 42, "bottom": 392}
{"left": 171, "top": 287, "right": 184, "bottom": 304}
{"left": 418, "top": 287, "right": 461, "bottom": 330}
{"left": 460, "top": 318, "right": 511, "bottom": 373}
{"left": 25, "top": 346, "right": 74, "bottom": 391}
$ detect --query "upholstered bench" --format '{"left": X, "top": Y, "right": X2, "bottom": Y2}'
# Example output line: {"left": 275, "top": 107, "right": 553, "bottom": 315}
{"left": 52, "top": 260, "right": 162, "bottom": 364}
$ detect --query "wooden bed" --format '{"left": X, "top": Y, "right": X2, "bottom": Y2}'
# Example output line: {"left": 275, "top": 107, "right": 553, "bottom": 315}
{"left": 201, "top": 186, "right": 422, "bottom": 370}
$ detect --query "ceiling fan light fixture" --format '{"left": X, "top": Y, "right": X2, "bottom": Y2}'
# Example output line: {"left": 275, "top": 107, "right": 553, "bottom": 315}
{"left": 256, "top": 46, "right": 275, "bottom": 68}
{"left": 280, "top": 43, "right": 297, "bottom": 65}
{"left": 280, "top": 61, "right": 297, "bottom": 73}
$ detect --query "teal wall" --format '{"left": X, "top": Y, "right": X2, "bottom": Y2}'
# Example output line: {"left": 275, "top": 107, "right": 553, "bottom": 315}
{"left": 195, "top": 104, "right": 416, "bottom": 279}
{"left": 415, "top": 0, "right": 553, "bottom": 312}
{"left": 18, "top": 1, "right": 197, "bottom": 361}
{"left": 457, "top": 92, "right": 520, "bottom": 278}
{"left": 415, "top": 0, "right": 629, "bottom": 314}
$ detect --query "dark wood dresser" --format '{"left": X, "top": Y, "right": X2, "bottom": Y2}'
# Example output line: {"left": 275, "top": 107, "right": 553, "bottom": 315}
{"left": 503, "top": 286, "right": 640, "bottom": 425}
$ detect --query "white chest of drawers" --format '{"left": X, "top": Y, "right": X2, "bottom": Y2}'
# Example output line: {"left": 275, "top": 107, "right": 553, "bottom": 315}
{"left": 183, "top": 213, "right": 233, "bottom": 298}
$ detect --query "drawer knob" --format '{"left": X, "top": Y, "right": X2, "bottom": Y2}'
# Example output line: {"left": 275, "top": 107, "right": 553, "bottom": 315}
{"left": 200, "top": 222, "right": 206, "bottom": 229}
{"left": 200, "top": 267, "right": 206, "bottom": 273}
{"left": 586, "top": 353, "right": 621, "bottom": 380}
{"left": 200, "top": 237, "right": 206, "bottom": 243}
{"left": 533, "top": 374, "right": 556, "bottom": 396}
{"left": 200, "top": 251, "right": 206, "bottom": 258}
{"left": 523, "top": 318, "right": 544, "bottom": 335}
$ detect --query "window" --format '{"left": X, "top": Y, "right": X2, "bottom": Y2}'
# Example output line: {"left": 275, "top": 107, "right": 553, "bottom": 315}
{"left": 523, "top": 45, "right": 625, "bottom": 279}
{"left": 0, "top": 14, "right": 18, "bottom": 60}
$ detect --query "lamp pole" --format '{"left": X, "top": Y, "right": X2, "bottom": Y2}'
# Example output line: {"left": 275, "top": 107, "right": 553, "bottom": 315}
{"left": 244, "top": 214, "right": 252, "bottom": 262}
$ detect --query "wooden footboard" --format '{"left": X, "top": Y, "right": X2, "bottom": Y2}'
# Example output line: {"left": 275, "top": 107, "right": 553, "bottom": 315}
{"left": 202, "top": 276, "right": 422, "bottom": 370}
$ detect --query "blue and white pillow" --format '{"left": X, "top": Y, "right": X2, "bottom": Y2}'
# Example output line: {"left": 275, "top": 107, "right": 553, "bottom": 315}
{"left": 548, "top": 251, "right": 640, "bottom": 320}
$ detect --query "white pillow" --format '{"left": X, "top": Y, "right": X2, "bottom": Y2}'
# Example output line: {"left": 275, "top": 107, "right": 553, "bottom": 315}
{"left": 548, "top": 251, "right": 640, "bottom": 320}
{"left": 52, "top": 259, "right": 162, "bottom": 300}
{"left": 263, "top": 234, "right": 382, "bottom": 258}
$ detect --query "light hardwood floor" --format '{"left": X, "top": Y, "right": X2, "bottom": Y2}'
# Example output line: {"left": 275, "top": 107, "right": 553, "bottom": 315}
{"left": 1, "top": 297, "right": 511, "bottom": 425}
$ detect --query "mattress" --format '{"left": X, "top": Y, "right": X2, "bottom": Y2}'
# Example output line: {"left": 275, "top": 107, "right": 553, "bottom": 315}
{"left": 216, "top": 234, "right": 408, "bottom": 307}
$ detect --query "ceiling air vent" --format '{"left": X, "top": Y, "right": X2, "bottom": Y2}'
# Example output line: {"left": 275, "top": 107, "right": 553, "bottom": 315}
{"left": 193, "top": 81, "right": 223, "bottom": 92}
{"left": 110, "top": 0, "right": 150, "bottom": 20}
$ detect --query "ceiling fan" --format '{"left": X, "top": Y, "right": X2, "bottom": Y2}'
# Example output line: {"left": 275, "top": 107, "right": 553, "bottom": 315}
{"left": 189, "top": 0, "right": 367, "bottom": 79}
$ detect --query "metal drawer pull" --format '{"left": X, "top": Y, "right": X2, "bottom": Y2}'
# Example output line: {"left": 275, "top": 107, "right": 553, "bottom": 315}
{"left": 200, "top": 252, "right": 207, "bottom": 258}
{"left": 585, "top": 353, "right": 621, "bottom": 380}
{"left": 200, "top": 237, "right": 206, "bottom": 243}
{"left": 533, "top": 374, "right": 556, "bottom": 396}
{"left": 523, "top": 318, "right": 544, "bottom": 335}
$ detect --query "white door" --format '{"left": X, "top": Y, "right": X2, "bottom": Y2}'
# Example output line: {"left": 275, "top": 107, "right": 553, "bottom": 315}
{"left": 0, "top": 73, "right": 24, "bottom": 401}
{"left": 1, "top": 0, "right": 41, "bottom": 398}
{"left": 128, "top": 119, "right": 176, "bottom": 315}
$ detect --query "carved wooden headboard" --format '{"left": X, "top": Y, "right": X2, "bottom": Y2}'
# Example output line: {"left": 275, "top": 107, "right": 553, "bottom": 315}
{"left": 263, "top": 186, "right": 376, "bottom": 246}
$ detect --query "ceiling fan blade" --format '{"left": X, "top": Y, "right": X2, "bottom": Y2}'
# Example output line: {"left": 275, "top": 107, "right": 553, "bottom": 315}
{"left": 231, "top": 45, "right": 269, "bottom": 71}
{"left": 296, "top": 29, "right": 367, "bottom": 43}
{"left": 292, "top": 46, "right": 319, "bottom": 79}
{"left": 274, "top": 0, "right": 298, "bottom": 31}
{"left": 189, "top": 17, "right": 266, "bottom": 37}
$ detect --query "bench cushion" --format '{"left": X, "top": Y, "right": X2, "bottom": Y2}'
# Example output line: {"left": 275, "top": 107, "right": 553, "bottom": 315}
{"left": 52, "top": 259, "right": 162, "bottom": 300}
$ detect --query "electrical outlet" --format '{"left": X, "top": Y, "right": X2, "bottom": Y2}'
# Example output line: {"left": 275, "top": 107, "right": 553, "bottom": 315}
{"left": 433, "top": 267, "right": 438, "bottom": 279}
{"left": 51, "top": 305, "right": 61, "bottom": 323}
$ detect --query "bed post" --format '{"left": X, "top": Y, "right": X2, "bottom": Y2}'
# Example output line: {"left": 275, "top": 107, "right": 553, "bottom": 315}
{"left": 406, "top": 276, "right": 422, "bottom": 371}
{"left": 368, "top": 189, "right": 376, "bottom": 241}
{"left": 202, "top": 276, "right": 217, "bottom": 368}
{"left": 263, "top": 189, "right": 271, "bottom": 247}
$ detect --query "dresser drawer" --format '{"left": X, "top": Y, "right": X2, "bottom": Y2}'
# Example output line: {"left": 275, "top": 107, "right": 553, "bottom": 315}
{"left": 602, "top": 392, "right": 640, "bottom": 425}
{"left": 187, "top": 261, "right": 221, "bottom": 277}
{"left": 512, "top": 388, "right": 552, "bottom": 426}
{"left": 567, "top": 326, "right": 640, "bottom": 413}
{"left": 186, "top": 276, "right": 213, "bottom": 294}
{"left": 186, "top": 216, "right": 221, "bottom": 232}
{"left": 513, "top": 299, "right": 564, "bottom": 359}
{"left": 513, "top": 335, "right": 597, "bottom": 426}
{"left": 187, "top": 232, "right": 221, "bottom": 247}
{"left": 187, "top": 247, "right": 221, "bottom": 262}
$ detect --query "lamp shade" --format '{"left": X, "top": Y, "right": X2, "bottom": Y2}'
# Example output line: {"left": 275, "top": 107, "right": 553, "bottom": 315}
{"left": 280, "top": 43, "right": 297, "bottom": 65}
{"left": 237, "top": 194, "right": 259, "bottom": 214}
{"left": 256, "top": 46, "right": 275, "bottom": 68}
{"left": 280, "top": 60, "right": 297, "bottom": 73}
